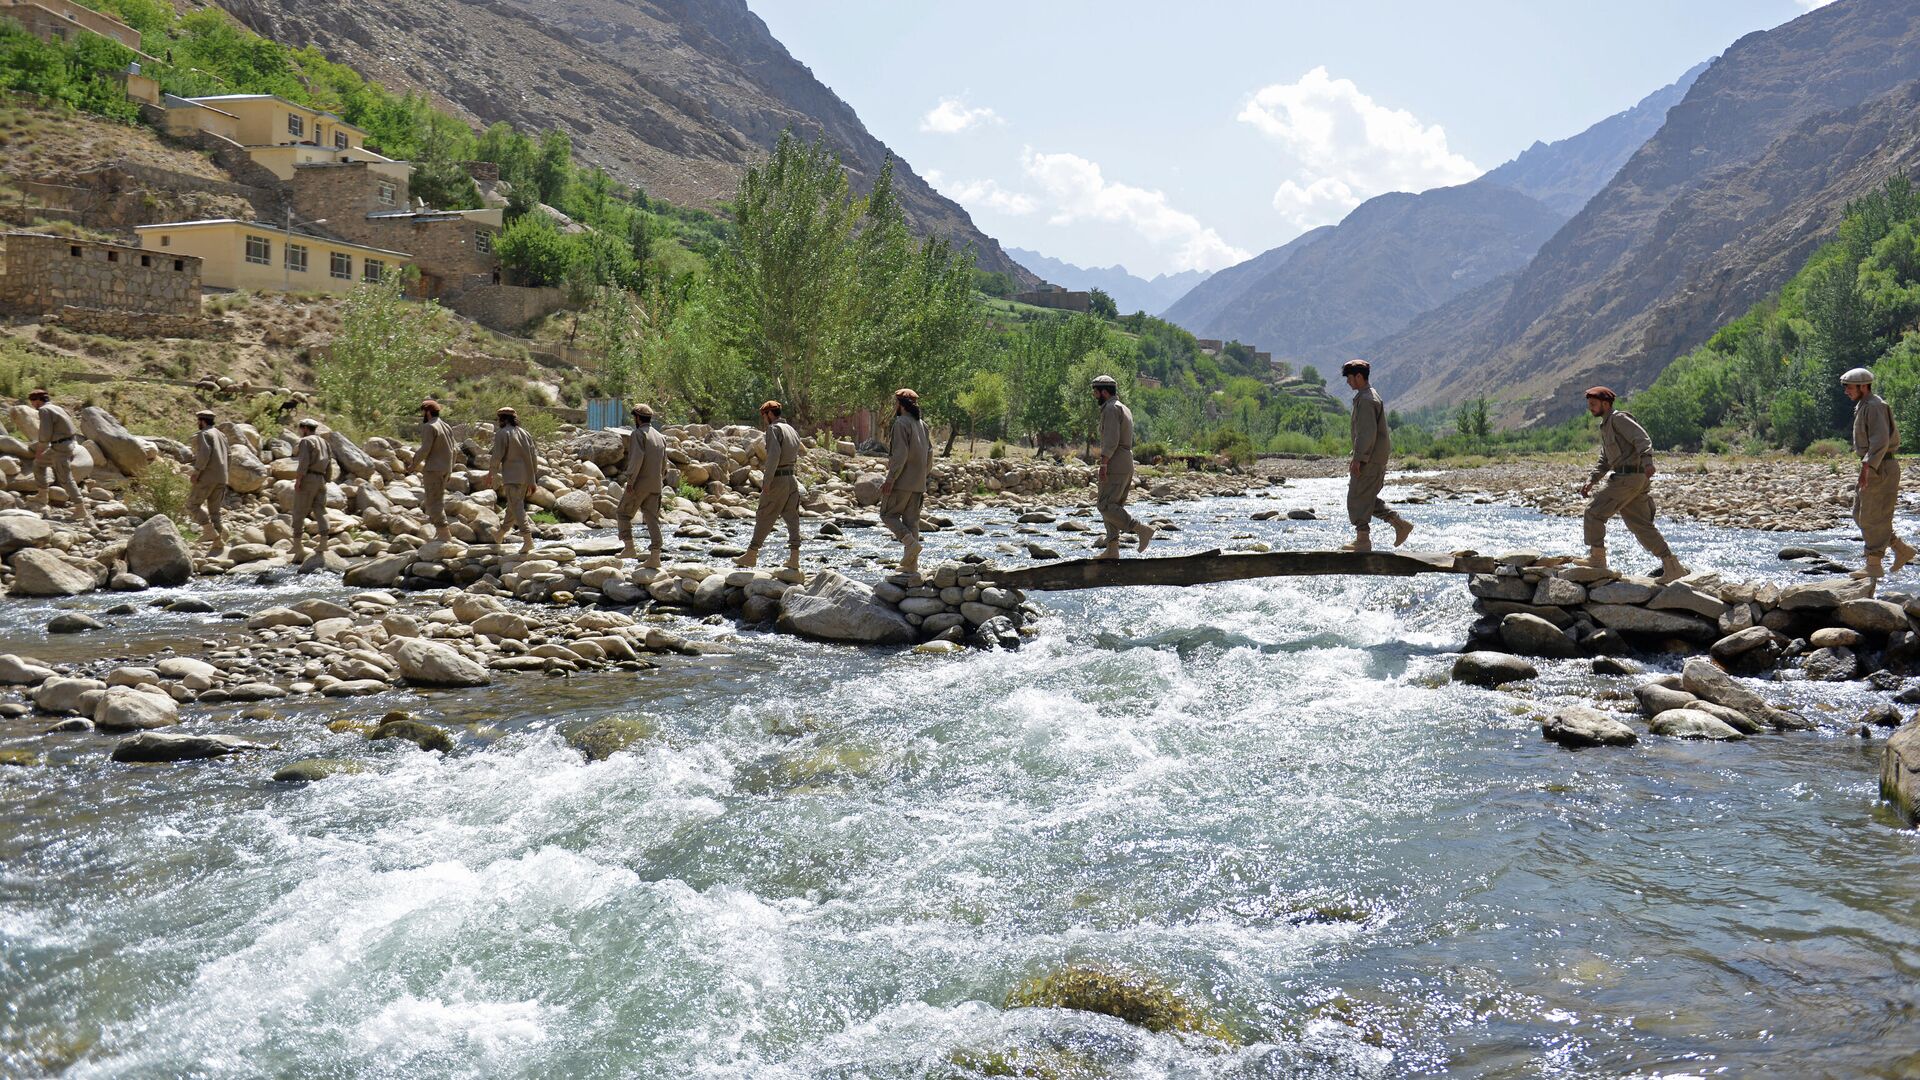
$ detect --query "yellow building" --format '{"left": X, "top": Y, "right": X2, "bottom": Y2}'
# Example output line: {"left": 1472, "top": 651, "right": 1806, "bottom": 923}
{"left": 134, "top": 220, "right": 412, "bottom": 296}
{"left": 179, "top": 94, "right": 371, "bottom": 152}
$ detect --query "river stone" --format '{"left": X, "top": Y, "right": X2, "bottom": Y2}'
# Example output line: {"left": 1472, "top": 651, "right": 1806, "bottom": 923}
{"left": 1884, "top": 720, "right": 1920, "bottom": 825}
{"left": 1802, "top": 646, "right": 1859, "bottom": 682}
{"left": 1591, "top": 656, "right": 1637, "bottom": 676}
{"left": 1634, "top": 682, "right": 1698, "bottom": 716}
{"left": 10, "top": 549, "right": 97, "bottom": 596}
{"left": 247, "top": 606, "right": 312, "bottom": 630}
{"left": 1468, "top": 574, "right": 1532, "bottom": 602}
{"left": 472, "top": 611, "right": 529, "bottom": 640}
{"left": 321, "top": 679, "right": 390, "bottom": 697}
{"left": 78, "top": 404, "right": 151, "bottom": 476}
{"left": 32, "top": 676, "right": 106, "bottom": 715}
{"left": 1778, "top": 579, "right": 1871, "bottom": 611}
{"left": 1584, "top": 603, "right": 1716, "bottom": 640}
{"left": 776, "top": 570, "right": 916, "bottom": 646}
{"left": 0, "top": 653, "right": 56, "bottom": 685}
{"left": 1681, "top": 658, "right": 1809, "bottom": 730}
{"left": 1532, "top": 577, "right": 1587, "bottom": 606}
{"left": 1477, "top": 600, "right": 1576, "bottom": 628}
{"left": 126, "top": 515, "right": 192, "bottom": 587}
{"left": 1718, "top": 602, "right": 1759, "bottom": 635}
{"left": 692, "top": 573, "right": 731, "bottom": 610}
{"left": 0, "top": 515, "right": 52, "bottom": 556}
{"left": 1649, "top": 583, "right": 1727, "bottom": 619}
{"left": 1450, "top": 652, "right": 1537, "bottom": 687}
{"left": 1541, "top": 705, "right": 1638, "bottom": 748}
{"left": 46, "top": 612, "right": 102, "bottom": 634}
{"left": 272, "top": 758, "right": 365, "bottom": 782}
{"left": 1587, "top": 579, "right": 1659, "bottom": 605}
{"left": 1498, "top": 613, "right": 1577, "bottom": 657}
{"left": 553, "top": 489, "right": 594, "bottom": 523}
{"left": 897, "top": 596, "right": 947, "bottom": 617}
{"left": 392, "top": 639, "right": 491, "bottom": 688}
{"left": 566, "top": 717, "right": 657, "bottom": 761}
{"left": 324, "top": 430, "right": 377, "bottom": 480}
{"left": 1649, "top": 708, "right": 1745, "bottom": 740}
{"left": 1559, "top": 565, "right": 1616, "bottom": 584}
{"left": 223, "top": 683, "right": 287, "bottom": 701}
{"left": 1809, "top": 627, "right": 1862, "bottom": 650}
{"left": 224, "top": 440, "right": 269, "bottom": 494}
{"left": 112, "top": 731, "right": 267, "bottom": 762}
{"left": 1709, "top": 626, "right": 1785, "bottom": 674}
{"left": 156, "top": 656, "right": 218, "bottom": 681}
{"left": 1837, "top": 598, "right": 1910, "bottom": 635}
{"left": 92, "top": 687, "right": 180, "bottom": 731}
{"left": 344, "top": 553, "right": 412, "bottom": 588}
{"left": 960, "top": 601, "right": 1003, "bottom": 626}
{"left": 290, "top": 598, "right": 355, "bottom": 622}
{"left": 368, "top": 717, "right": 456, "bottom": 752}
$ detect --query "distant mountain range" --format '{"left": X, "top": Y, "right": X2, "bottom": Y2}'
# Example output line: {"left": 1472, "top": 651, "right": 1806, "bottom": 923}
{"left": 1002, "top": 249, "right": 1212, "bottom": 316}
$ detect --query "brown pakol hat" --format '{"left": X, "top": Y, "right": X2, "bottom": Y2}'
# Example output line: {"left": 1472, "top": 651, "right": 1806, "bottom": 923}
{"left": 894, "top": 388, "right": 918, "bottom": 402}
{"left": 630, "top": 403, "right": 654, "bottom": 419}
{"left": 760, "top": 400, "right": 782, "bottom": 413}
{"left": 496, "top": 406, "right": 516, "bottom": 417}
{"left": 420, "top": 399, "right": 441, "bottom": 413}
{"left": 1340, "top": 358, "right": 1371, "bottom": 376}
{"left": 1584, "top": 386, "right": 1617, "bottom": 402}
{"left": 27, "top": 388, "right": 49, "bottom": 400}
{"left": 195, "top": 410, "right": 216, "bottom": 422}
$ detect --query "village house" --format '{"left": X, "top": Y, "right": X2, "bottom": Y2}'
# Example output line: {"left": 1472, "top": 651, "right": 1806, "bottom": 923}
{"left": 0, "top": 0, "right": 145, "bottom": 54}
{"left": 290, "top": 160, "right": 502, "bottom": 299}
{"left": 0, "top": 231, "right": 200, "bottom": 317}
{"left": 155, "top": 93, "right": 398, "bottom": 179}
{"left": 1014, "top": 285, "right": 1092, "bottom": 313}
{"left": 134, "top": 219, "right": 410, "bottom": 296}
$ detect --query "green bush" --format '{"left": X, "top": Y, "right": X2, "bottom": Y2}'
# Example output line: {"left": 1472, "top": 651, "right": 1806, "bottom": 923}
{"left": 674, "top": 480, "right": 705, "bottom": 502}
{"left": 988, "top": 441, "right": 1007, "bottom": 459}
{"left": 127, "top": 463, "right": 189, "bottom": 526}
{"left": 1207, "top": 427, "right": 1256, "bottom": 465}
{"left": 1134, "top": 440, "right": 1169, "bottom": 465}
{"left": 1804, "top": 438, "right": 1850, "bottom": 458}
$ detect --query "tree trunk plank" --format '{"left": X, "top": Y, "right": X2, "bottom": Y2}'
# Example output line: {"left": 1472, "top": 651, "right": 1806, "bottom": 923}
{"left": 983, "top": 549, "right": 1497, "bottom": 592}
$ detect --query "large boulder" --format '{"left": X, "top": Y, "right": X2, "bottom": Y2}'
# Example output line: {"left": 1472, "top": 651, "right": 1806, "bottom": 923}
{"left": 1541, "top": 705, "right": 1638, "bottom": 749}
{"left": 1498, "top": 612, "right": 1578, "bottom": 658}
{"left": 224, "top": 440, "right": 269, "bottom": 494}
{"left": 392, "top": 639, "right": 491, "bottom": 687}
{"left": 0, "top": 515, "right": 52, "bottom": 556}
{"left": 1837, "top": 598, "right": 1910, "bottom": 635}
{"left": 1680, "top": 658, "right": 1810, "bottom": 731}
{"left": 1777, "top": 578, "right": 1870, "bottom": 611}
{"left": 1450, "top": 651, "right": 1537, "bottom": 687}
{"left": 1649, "top": 708, "right": 1745, "bottom": 740}
{"left": 93, "top": 686, "right": 180, "bottom": 731}
{"left": 78, "top": 405, "right": 151, "bottom": 476}
{"left": 552, "top": 489, "right": 594, "bottom": 523}
{"left": 1882, "top": 720, "right": 1920, "bottom": 825}
{"left": 325, "top": 430, "right": 377, "bottom": 480}
{"left": 125, "top": 515, "right": 192, "bottom": 587}
{"left": 343, "top": 553, "right": 412, "bottom": 588}
{"left": 776, "top": 570, "right": 917, "bottom": 645}
{"left": 568, "top": 429, "right": 629, "bottom": 470}
{"left": 1709, "top": 626, "right": 1784, "bottom": 675}
{"left": 111, "top": 731, "right": 266, "bottom": 762}
{"left": 852, "top": 474, "right": 886, "bottom": 507}
{"left": 33, "top": 676, "right": 107, "bottom": 715}
{"left": 0, "top": 653, "right": 56, "bottom": 685}
{"left": 9, "top": 549, "right": 97, "bottom": 596}
{"left": 1584, "top": 603, "right": 1717, "bottom": 640}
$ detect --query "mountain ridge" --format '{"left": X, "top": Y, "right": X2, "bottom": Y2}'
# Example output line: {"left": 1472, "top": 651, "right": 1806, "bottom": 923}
{"left": 1002, "top": 248, "right": 1212, "bottom": 316}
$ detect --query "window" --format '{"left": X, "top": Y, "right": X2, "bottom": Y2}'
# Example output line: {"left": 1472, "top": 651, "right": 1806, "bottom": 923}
{"left": 334, "top": 132, "right": 348, "bottom": 150}
{"left": 362, "top": 258, "right": 385, "bottom": 283}
{"left": 285, "top": 243, "right": 308, "bottom": 273}
{"left": 330, "top": 251, "right": 351, "bottom": 280}
{"left": 476, "top": 230, "right": 495, "bottom": 254}
{"left": 106, "top": 250, "right": 118, "bottom": 262}
{"left": 159, "top": 235, "right": 170, "bottom": 247}
{"left": 139, "top": 254, "right": 151, "bottom": 267}
{"left": 377, "top": 180, "right": 397, "bottom": 206}
{"left": 173, "top": 259, "right": 184, "bottom": 272}
{"left": 245, "top": 235, "right": 271, "bottom": 265}
{"left": 68, "top": 245, "right": 80, "bottom": 257}
{"left": 287, "top": 113, "right": 304, "bottom": 138}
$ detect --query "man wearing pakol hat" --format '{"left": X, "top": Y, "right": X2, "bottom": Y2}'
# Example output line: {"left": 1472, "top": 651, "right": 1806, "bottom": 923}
{"left": 879, "top": 388, "right": 931, "bottom": 575}
{"left": 1576, "top": 386, "right": 1687, "bottom": 582}
{"left": 1341, "top": 359, "right": 1413, "bottom": 552}
{"left": 737, "top": 400, "right": 805, "bottom": 573}
{"left": 1093, "top": 374, "right": 1152, "bottom": 559}
{"left": 487, "top": 406, "right": 539, "bottom": 555}
{"left": 616, "top": 402, "right": 667, "bottom": 567}
{"left": 409, "top": 398, "right": 455, "bottom": 542}
{"left": 1842, "top": 366, "right": 1915, "bottom": 581}
{"left": 289, "top": 417, "right": 333, "bottom": 566}
{"left": 24, "top": 388, "right": 88, "bottom": 523}
{"left": 188, "top": 410, "right": 229, "bottom": 551}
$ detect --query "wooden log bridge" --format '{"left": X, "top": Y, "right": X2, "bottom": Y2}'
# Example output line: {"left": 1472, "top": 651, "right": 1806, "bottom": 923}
{"left": 982, "top": 549, "right": 1500, "bottom": 592}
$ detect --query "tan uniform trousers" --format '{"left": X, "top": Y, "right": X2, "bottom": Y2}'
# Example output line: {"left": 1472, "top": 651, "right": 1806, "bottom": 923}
{"left": 749, "top": 474, "right": 803, "bottom": 551}
{"left": 188, "top": 475, "right": 225, "bottom": 534}
{"left": 880, "top": 489, "right": 924, "bottom": 543}
{"left": 291, "top": 478, "right": 329, "bottom": 543}
{"left": 1583, "top": 471, "right": 1672, "bottom": 558}
{"left": 1854, "top": 457, "right": 1901, "bottom": 557}
{"left": 499, "top": 482, "right": 530, "bottom": 536}
{"left": 1098, "top": 452, "right": 1142, "bottom": 544}
{"left": 34, "top": 444, "right": 81, "bottom": 509}
{"left": 421, "top": 469, "right": 449, "bottom": 527}
{"left": 1347, "top": 460, "right": 1394, "bottom": 529}
{"left": 617, "top": 485, "right": 663, "bottom": 551}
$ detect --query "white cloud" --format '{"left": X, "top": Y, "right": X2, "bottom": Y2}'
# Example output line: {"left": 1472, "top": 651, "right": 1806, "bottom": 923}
{"left": 1238, "top": 66, "right": 1480, "bottom": 230}
{"left": 925, "top": 169, "right": 1036, "bottom": 215}
{"left": 1019, "top": 149, "right": 1251, "bottom": 272}
{"left": 1794, "top": 0, "right": 1836, "bottom": 8}
{"left": 919, "top": 96, "right": 1002, "bottom": 135}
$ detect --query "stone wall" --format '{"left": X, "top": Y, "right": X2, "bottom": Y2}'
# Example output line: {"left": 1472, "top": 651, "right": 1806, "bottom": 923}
{"left": 45, "top": 307, "right": 222, "bottom": 338}
{"left": 1015, "top": 288, "right": 1092, "bottom": 312}
{"left": 8, "top": 163, "right": 276, "bottom": 233}
{"left": 291, "top": 161, "right": 408, "bottom": 226}
{"left": 448, "top": 284, "right": 568, "bottom": 333}
{"left": 0, "top": 233, "right": 201, "bottom": 317}
{"left": 377, "top": 216, "right": 497, "bottom": 298}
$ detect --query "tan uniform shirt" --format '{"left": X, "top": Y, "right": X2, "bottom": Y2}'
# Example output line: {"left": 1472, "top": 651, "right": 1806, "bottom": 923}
{"left": 490, "top": 425, "right": 538, "bottom": 485}
{"left": 1854, "top": 393, "right": 1898, "bottom": 469}
{"left": 417, "top": 418, "right": 454, "bottom": 474}
{"left": 1099, "top": 398, "right": 1134, "bottom": 461}
{"left": 885, "top": 414, "right": 931, "bottom": 493}
{"left": 765, "top": 422, "right": 800, "bottom": 474}
{"left": 37, "top": 403, "right": 76, "bottom": 446}
{"left": 624, "top": 424, "right": 667, "bottom": 492}
{"left": 295, "top": 432, "right": 332, "bottom": 481}
{"left": 1350, "top": 387, "right": 1389, "bottom": 465}
{"left": 1588, "top": 409, "right": 1652, "bottom": 486}
{"left": 192, "top": 427, "right": 230, "bottom": 484}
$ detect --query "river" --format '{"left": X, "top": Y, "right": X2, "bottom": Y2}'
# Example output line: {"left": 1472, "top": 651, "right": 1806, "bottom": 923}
{"left": 3, "top": 477, "right": 1916, "bottom": 1078}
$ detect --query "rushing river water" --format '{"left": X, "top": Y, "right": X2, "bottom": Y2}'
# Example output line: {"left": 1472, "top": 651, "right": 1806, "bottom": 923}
{"left": 3, "top": 477, "right": 1917, "bottom": 1078}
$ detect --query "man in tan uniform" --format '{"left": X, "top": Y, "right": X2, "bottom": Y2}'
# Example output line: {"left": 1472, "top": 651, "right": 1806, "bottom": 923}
{"left": 25, "top": 389, "right": 88, "bottom": 523}
{"left": 188, "top": 410, "right": 229, "bottom": 551}
{"left": 616, "top": 402, "right": 667, "bottom": 567}
{"left": 1341, "top": 359, "right": 1413, "bottom": 552}
{"left": 1577, "top": 387, "right": 1687, "bottom": 582}
{"left": 879, "top": 388, "right": 931, "bottom": 574}
{"left": 289, "top": 418, "right": 333, "bottom": 565}
{"left": 1093, "top": 374, "right": 1152, "bottom": 559}
{"left": 737, "top": 400, "right": 804, "bottom": 572}
{"left": 1842, "top": 366, "right": 1916, "bottom": 581}
{"left": 487, "top": 406, "right": 539, "bottom": 555}
{"left": 410, "top": 398, "right": 455, "bottom": 542}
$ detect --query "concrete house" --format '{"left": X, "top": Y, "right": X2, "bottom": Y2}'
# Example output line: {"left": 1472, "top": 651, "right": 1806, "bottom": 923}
{"left": 160, "top": 93, "right": 397, "bottom": 179}
{"left": 135, "top": 219, "right": 411, "bottom": 296}
{"left": 291, "top": 161, "right": 502, "bottom": 298}
{"left": 0, "top": 231, "right": 201, "bottom": 317}
{"left": 0, "top": 0, "right": 145, "bottom": 53}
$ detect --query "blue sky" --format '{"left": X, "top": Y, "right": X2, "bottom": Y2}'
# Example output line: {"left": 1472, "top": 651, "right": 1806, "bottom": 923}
{"left": 750, "top": 0, "right": 1830, "bottom": 278}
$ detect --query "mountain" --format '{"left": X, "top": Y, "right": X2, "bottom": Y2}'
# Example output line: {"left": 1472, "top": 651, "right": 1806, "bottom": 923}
{"left": 1161, "top": 66, "right": 1700, "bottom": 362}
{"left": 215, "top": 0, "right": 1036, "bottom": 284}
{"left": 1372, "top": 0, "right": 1920, "bottom": 423}
{"left": 1002, "top": 248, "right": 1211, "bottom": 315}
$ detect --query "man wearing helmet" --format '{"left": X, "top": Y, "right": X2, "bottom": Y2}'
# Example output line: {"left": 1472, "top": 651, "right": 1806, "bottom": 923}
{"left": 1842, "top": 367, "right": 1915, "bottom": 581}
{"left": 1092, "top": 374, "right": 1152, "bottom": 559}
{"left": 1576, "top": 387, "right": 1688, "bottom": 583}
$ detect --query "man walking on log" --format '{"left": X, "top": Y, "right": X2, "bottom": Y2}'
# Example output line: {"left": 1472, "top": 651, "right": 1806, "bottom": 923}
{"left": 188, "top": 410, "right": 229, "bottom": 552}
{"left": 880, "top": 388, "right": 930, "bottom": 575}
{"left": 1342, "top": 359, "right": 1413, "bottom": 552}
{"left": 1093, "top": 374, "right": 1152, "bottom": 559}
{"left": 411, "top": 398, "right": 455, "bottom": 542}
{"left": 488, "top": 406, "right": 539, "bottom": 555}
{"left": 25, "top": 389, "right": 88, "bottom": 524}
{"left": 1842, "top": 366, "right": 1916, "bottom": 582}
{"left": 289, "top": 418, "right": 332, "bottom": 566}
{"left": 616, "top": 402, "right": 667, "bottom": 567}
{"left": 737, "top": 400, "right": 804, "bottom": 573}
{"left": 1576, "top": 387, "right": 1687, "bottom": 583}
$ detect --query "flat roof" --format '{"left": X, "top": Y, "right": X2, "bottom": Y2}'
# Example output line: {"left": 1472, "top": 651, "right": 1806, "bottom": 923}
{"left": 161, "top": 93, "right": 239, "bottom": 119}
{"left": 135, "top": 220, "right": 412, "bottom": 258}
{"left": 182, "top": 94, "right": 367, "bottom": 136}
{"left": 3, "top": 230, "right": 202, "bottom": 260}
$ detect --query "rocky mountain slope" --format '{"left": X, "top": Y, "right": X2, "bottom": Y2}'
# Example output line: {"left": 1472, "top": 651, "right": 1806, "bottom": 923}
{"left": 1002, "top": 248, "right": 1210, "bottom": 316}
{"left": 215, "top": 0, "right": 1034, "bottom": 283}
{"left": 1372, "top": 0, "right": 1920, "bottom": 423}
{"left": 1161, "top": 68, "right": 1699, "bottom": 361}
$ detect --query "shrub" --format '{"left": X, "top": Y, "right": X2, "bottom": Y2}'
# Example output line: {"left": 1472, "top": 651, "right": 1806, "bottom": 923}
{"left": 1134, "top": 440, "right": 1169, "bottom": 465}
{"left": 1264, "top": 430, "right": 1322, "bottom": 455}
{"left": 1804, "top": 438, "right": 1850, "bottom": 458}
{"left": 674, "top": 480, "right": 705, "bottom": 503}
{"left": 988, "top": 441, "right": 1007, "bottom": 460}
{"left": 1207, "top": 427, "right": 1256, "bottom": 465}
{"left": 127, "top": 463, "right": 189, "bottom": 525}
{"left": 1003, "top": 964, "right": 1236, "bottom": 1044}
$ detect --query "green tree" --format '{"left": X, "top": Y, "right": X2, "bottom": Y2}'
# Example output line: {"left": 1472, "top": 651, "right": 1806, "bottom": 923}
{"left": 581, "top": 286, "right": 645, "bottom": 400}
{"left": 1299, "top": 364, "right": 1325, "bottom": 387}
{"left": 535, "top": 129, "right": 572, "bottom": 206}
{"left": 1455, "top": 397, "right": 1492, "bottom": 442}
{"left": 955, "top": 369, "right": 1009, "bottom": 451}
{"left": 316, "top": 271, "right": 456, "bottom": 428}
{"left": 495, "top": 213, "right": 572, "bottom": 287}
{"left": 1088, "top": 287, "right": 1118, "bottom": 319}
